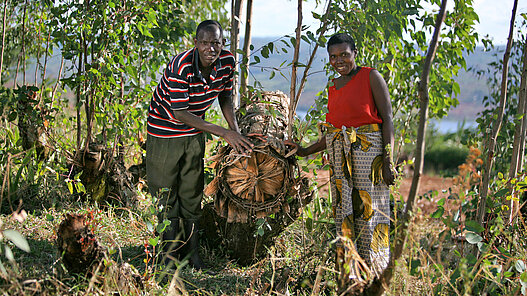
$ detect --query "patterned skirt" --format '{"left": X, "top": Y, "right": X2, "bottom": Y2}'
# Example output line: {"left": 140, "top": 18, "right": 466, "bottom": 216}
{"left": 324, "top": 123, "right": 390, "bottom": 282}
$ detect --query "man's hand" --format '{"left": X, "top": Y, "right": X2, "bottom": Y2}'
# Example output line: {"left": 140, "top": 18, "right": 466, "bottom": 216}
{"left": 223, "top": 130, "right": 254, "bottom": 154}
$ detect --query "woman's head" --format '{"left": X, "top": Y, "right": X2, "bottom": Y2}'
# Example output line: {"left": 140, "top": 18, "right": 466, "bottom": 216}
{"left": 327, "top": 33, "right": 358, "bottom": 76}
{"left": 327, "top": 33, "right": 356, "bottom": 52}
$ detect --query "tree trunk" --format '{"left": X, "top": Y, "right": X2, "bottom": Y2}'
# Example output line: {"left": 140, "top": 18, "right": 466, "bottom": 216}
{"left": 291, "top": 0, "right": 332, "bottom": 116}
{"left": 22, "top": 0, "right": 27, "bottom": 85}
{"left": 239, "top": 0, "right": 252, "bottom": 100}
{"left": 0, "top": 0, "right": 8, "bottom": 84}
{"left": 507, "top": 34, "right": 527, "bottom": 224}
{"left": 287, "top": 0, "right": 302, "bottom": 138}
{"left": 51, "top": 57, "right": 64, "bottom": 105}
{"left": 75, "top": 33, "right": 84, "bottom": 154}
{"left": 363, "top": 1, "right": 448, "bottom": 294}
{"left": 21, "top": 1, "right": 27, "bottom": 87}
{"left": 230, "top": 0, "right": 244, "bottom": 108}
{"left": 476, "top": 0, "right": 518, "bottom": 227}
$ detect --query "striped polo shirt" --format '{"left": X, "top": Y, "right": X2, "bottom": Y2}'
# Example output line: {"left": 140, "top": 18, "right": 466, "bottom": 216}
{"left": 147, "top": 48, "right": 234, "bottom": 138}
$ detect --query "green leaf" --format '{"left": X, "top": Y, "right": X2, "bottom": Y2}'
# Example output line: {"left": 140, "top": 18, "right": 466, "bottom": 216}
{"left": 155, "top": 222, "right": 167, "bottom": 234}
{"left": 465, "top": 220, "right": 485, "bottom": 233}
{"left": 8, "top": 111, "right": 17, "bottom": 122}
{"left": 306, "top": 217, "right": 313, "bottom": 232}
{"left": 75, "top": 182, "right": 86, "bottom": 194}
{"left": 520, "top": 271, "right": 527, "bottom": 283}
{"left": 45, "top": 214, "right": 54, "bottom": 221}
{"left": 148, "top": 237, "right": 159, "bottom": 247}
{"left": 494, "top": 188, "right": 509, "bottom": 197}
{"left": 465, "top": 232, "right": 483, "bottom": 244}
{"left": 3, "top": 230, "right": 30, "bottom": 252}
{"left": 503, "top": 271, "right": 514, "bottom": 278}
{"left": 261, "top": 46, "right": 269, "bottom": 58}
{"left": 430, "top": 206, "right": 444, "bottom": 218}
{"left": 410, "top": 259, "right": 421, "bottom": 276}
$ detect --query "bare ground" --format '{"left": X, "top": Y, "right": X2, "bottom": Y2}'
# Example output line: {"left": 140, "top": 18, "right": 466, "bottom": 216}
{"left": 312, "top": 169, "right": 459, "bottom": 215}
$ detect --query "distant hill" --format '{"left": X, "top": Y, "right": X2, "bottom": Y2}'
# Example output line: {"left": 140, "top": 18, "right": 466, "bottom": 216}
{"left": 244, "top": 37, "right": 503, "bottom": 121}
{"left": 16, "top": 38, "right": 503, "bottom": 122}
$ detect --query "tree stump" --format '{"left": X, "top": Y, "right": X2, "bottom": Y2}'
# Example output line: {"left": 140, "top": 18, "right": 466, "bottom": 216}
{"left": 72, "top": 142, "right": 136, "bottom": 205}
{"left": 56, "top": 213, "right": 104, "bottom": 275}
{"left": 56, "top": 213, "right": 143, "bottom": 292}
{"left": 16, "top": 85, "right": 49, "bottom": 159}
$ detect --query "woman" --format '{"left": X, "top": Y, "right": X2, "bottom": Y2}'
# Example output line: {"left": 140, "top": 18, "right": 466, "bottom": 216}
{"left": 286, "top": 32, "right": 395, "bottom": 287}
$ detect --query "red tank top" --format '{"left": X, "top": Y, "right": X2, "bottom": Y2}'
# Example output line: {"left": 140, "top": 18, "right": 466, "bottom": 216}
{"left": 326, "top": 67, "right": 383, "bottom": 128}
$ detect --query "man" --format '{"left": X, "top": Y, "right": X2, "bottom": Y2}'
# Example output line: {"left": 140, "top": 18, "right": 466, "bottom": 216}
{"left": 146, "top": 20, "right": 253, "bottom": 270}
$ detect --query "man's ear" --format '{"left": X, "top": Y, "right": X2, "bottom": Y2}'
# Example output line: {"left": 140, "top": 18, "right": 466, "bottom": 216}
{"left": 194, "top": 37, "right": 198, "bottom": 47}
{"left": 222, "top": 38, "right": 226, "bottom": 46}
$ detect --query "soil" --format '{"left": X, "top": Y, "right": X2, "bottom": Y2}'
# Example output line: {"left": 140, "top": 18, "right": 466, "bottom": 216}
{"left": 312, "top": 169, "right": 459, "bottom": 215}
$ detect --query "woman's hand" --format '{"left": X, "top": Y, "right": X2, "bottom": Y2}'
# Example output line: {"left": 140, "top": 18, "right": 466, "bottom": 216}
{"left": 382, "top": 159, "right": 395, "bottom": 186}
{"left": 284, "top": 140, "right": 304, "bottom": 157}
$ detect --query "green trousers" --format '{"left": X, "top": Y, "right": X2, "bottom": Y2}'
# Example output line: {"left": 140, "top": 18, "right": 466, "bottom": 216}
{"left": 146, "top": 133, "right": 205, "bottom": 220}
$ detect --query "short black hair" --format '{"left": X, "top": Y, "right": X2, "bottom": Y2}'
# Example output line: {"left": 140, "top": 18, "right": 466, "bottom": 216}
{"left": 327, "top": 33, "right": 356, "bottom": 52}
{"left": 196, "top": 20, "right": 223, "bottom": 39}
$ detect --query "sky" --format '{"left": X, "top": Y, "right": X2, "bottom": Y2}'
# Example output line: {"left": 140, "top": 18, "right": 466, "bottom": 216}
{"left": 240, "top": 0, "right": 526, "bottom": 45}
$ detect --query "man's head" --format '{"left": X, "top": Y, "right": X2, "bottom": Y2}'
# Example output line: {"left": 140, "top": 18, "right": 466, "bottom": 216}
{"left": 327, "top": 33, "right": 358, "bottom": 76}
{"left": 194, "top": 20, "right": 225, "bottom": 70}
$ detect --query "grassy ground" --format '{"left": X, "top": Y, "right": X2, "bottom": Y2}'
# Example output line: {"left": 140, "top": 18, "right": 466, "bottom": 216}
{"left": 0, "top": 172, "right": 488, "bottom": 295}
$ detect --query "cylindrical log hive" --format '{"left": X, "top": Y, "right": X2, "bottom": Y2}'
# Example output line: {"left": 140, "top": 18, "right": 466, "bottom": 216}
{"left": 204, "top": 91, "right": 305, "bottom": 223}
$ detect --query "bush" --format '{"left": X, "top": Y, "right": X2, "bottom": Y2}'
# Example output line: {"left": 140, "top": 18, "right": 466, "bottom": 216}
{"left": 424, "top": 140, "right": 469, "bottom": 176}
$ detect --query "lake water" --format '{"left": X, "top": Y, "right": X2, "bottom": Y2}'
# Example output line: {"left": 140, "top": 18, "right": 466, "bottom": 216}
{"left": 430, "top": 119, "right": 478, "bottom": 134}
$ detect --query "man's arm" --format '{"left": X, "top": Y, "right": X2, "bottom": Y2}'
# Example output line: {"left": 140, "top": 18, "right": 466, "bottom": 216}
{"left": 218, "top": 94, "right": 240, "bottom": 133}
{"left": 172, "top": 109, "right": 253, "bottom": 153}
{"left": 370, "top": 69, "right": 395, "bottom": 186}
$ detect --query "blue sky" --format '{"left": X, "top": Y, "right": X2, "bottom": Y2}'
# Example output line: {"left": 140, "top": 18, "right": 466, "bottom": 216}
{"left": 242, "top": 0, "right": 526, "bottom": 45}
